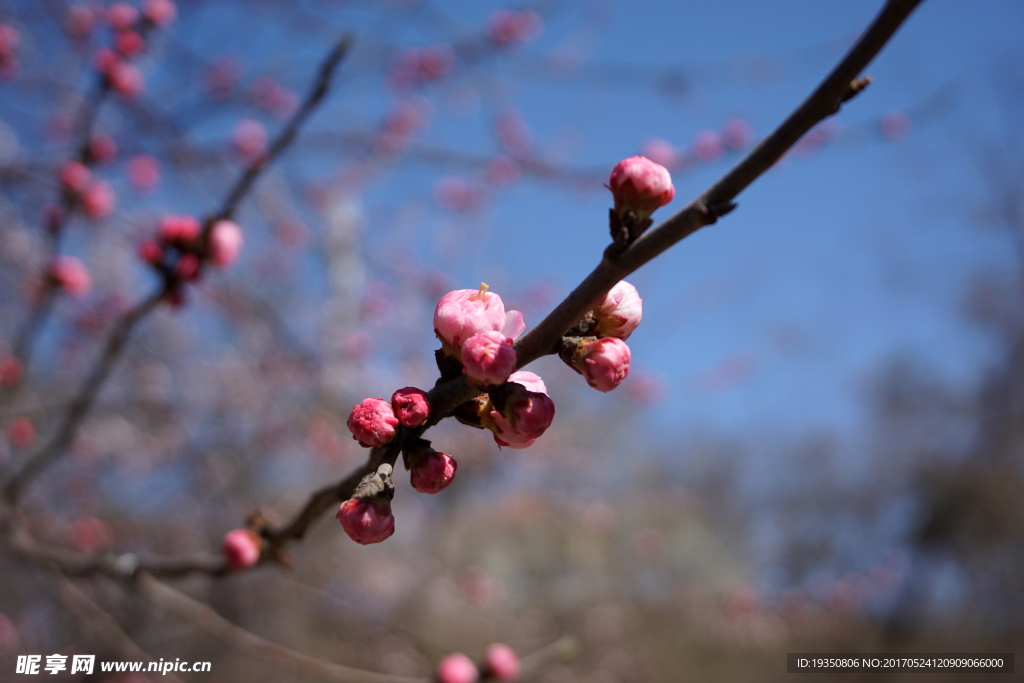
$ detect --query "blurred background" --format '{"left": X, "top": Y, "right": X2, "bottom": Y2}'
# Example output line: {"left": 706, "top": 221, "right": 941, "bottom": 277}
{"left": 0, "top": 0, "right": 1022, "bottom": 680}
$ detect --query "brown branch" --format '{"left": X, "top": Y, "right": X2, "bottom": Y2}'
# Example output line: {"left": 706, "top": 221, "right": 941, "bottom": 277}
{"left": 138, "top": 572, "right": 428, "bottom": 683}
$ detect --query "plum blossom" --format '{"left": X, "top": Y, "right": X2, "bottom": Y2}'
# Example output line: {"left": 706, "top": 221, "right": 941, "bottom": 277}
{"left": 575, "top": 337, "right": 631, "bottom": 392}
{"left": 346, "top": 398, "right": 400, "bottom": 448}
{"left": 436, "top": 653, "right": 478, "bottom": 683}
{"left": 593, "top": 281, "right": 642, "bottom": 340}
{"left": 208, "top": 220, "right": 244, "bottom": 268}
{"left": 461, "top": 331, "right": 517, "bottom": 386}
{"left": 391, "top": 387, "right": 430, "bottom": 427}
{"left": 483, "top": 644, "right": 520, "bottom": 681}
{"left": 410, "top": 450, "right": 457, "bottom": 494}
{"left": 434, "top": 285, "right": 507, "bottom": 351}
{"left": 337, "top": 498, "right": 395, "bottom": 545}
{"left": 48, "top": 256, "right": 92, "bottom": 298}
{"left": 608, "top": 156, "right": 674, "bottom": 223}
{"left": 222, "top": 529, "right": 261, "bottom": 570}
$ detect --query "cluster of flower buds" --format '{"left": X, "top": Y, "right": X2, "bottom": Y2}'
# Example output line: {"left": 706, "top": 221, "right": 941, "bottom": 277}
{"left": 557, "top": 281, "right": 641, "bottom": 392}
{"left": 88, "top": 1, "right": 178, "bottom": 98}
{"left": 58, "top": 161, "right": 115, "bottom": 220}
{"left": 0, "top": 24, "right": 19, "bottom": 79}
{"left": 436, "top": 644, "right": 521, "bottom": 683}
{"left": 138, "top": 214, "right": 243, "bottom": 306}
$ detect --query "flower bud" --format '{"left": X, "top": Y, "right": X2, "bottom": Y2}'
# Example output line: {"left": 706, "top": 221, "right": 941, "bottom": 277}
{"left": 337, "top": 498, "right": 395, "bottom": 545}
{"left": 138, "top": 239, "right": 163, "bottom": 266}
{"left": 575, "top": 337, "right": 630, "bottom": 392}
{"left": 461, "top": 331, "right": 517, "bottom": 386}
{"left": 498, "top": 372, "right": 555, "bottom": 440}
{"left": 108, "top": 61, "right": 144, "bottom": 98}
{"left": 608, "top": 155, "right": 674, "bottom": 223}
{"left": 391, "top": 387, "right": 430, "bottom": 428}
{"left": 88, "top": 134, "right": 118, "bottom": 165}
{"left": 208, "top": 219, "right": 243, "bottom": 267}
{"left": 0, "top": 356, "right": 23, "bottom": 386}
{"left": 59, "top": 161, "right": 92, "bottom": 194}
{"left": 143, "top": 0, "right": 178, "bottom": 27}
{"left": 483, "top": 643, "right": 520, "bottom": 682}
{"left": 346, "top": 398, "right": 400, "bottom": 448}
{"left": 434, "top": 284, "right": 506, "bottom": 352}
{"left": 175, "top": 253, "right": 201, "bottom": 281}
{"left": 233, "top": 118, "right": 267, "bottom": 163}
{"left": 222, "top": 529, "right": 261, "bottom": 570}
{"left": 6, "top": 416, "right": 35, "bottom": 449}
{"left": 158, "top": 214, "right": 201, "bottom": 246}
{"left": 593, "top": 281, "right": 642, "bottom": 340}
{"left": 410, "top": 450, "right": 457, "bottom": 494}
{"left": 48, "top": 256, "right": 92, "bottom": 298}
{"left": 82, "top": 180, "right": 115, "bottom": 219}
{"left": 126, "top": 154, "right": 161, "bottom": 191}
{"left": 106, "top": 2, "right": 140, "bottom": 30}
{"left": 436, "top": 653, "right": 478, "bottom": 683}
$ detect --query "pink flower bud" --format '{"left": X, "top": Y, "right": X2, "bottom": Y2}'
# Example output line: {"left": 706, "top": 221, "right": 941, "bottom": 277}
{"left": 337, "top": 498, "right": 395, "bottom": 545}
{"left": 881, "top": 110, "right": 911, "bottom": 141}
{"left": 461, "top": 331, "right": 517, "bottom": 386}
{"left": 138, "top": 239, "right": 162, "bottom": 266}
{"left": 208, "top": 219, "right": 243, "bottom": 267}
{"left": 143, "top": 0, "right": 177, "bottom": 27}
{"left": 48, "top": 256, "right": 92, "bottom": 298}
{"left": 222, "top": 529, "right": 261, "bottom": 570}
{"left": 722, "top": 117, "right": 753, "bottom": 150}
{"left": 436, "top": 653, "right": 478, "bottom": 683}
{"left": 93, "top": 47, "right": 119, "bottom": 75}
{"left": 108, "top": 61, "right": 144, "bottom": 98}
{"left": 60, "top": 161, "right": 92, "bottom": 193}
{"left": 82, "top": 180, "right": 115, "bottom": 219}
{"left": 608, "top": 156, "right": 674, "bottom": 222}
{"left": 593, "top": 281, "right": 642, "bottom": 340}
{"left": 205, "top": 55, "right": 241, "bottom": 101}
{"left": 410, "top": 450, "right": 457, "bottom": 494}
{"left": 233, "top": 118, "right": 267, "bottom": 163}
{"left": 434, "top": 285, "right": 506, "bottom": 351}
{"left": 114, "top": 30, "right": 145, "bottom": 58}
{"left": 0, "top": 356, "right": 23, "bottom": 386}
{"left": 6, "top": 416, "right": 35, "bottom": 449}
{"left": 89, "top": 134, "right": 118, "bottom": 165}
{"left": 483, "top": 644, "right": 520, "bottom": 682}
{"left": 126, "top": 154, "right": 161, "bottom": 191}
{"left": 486, "top": 9, "right": 543, "bottom": 46}
{"left": 0, "top": 26, "right": 19, "bottom": 76}
{"left": 106, "top": 2, "right": 139, "bottom": 30}
{"left": 576, "top": 337, "right": 630, "bottom": 392}
{"left": 640, "top": 137, "right": 678, "bottom": 169}
{"left": 391, "top": 387, "right": 430, "bottom": 428}
{"left": 691, "top": 129, "right": 723, "bottom": 162}
{"left": 346, "top": 398, "right": 400, "bottom": 448}
{"left": 65, "top": 6, "right": 96, "bottom": 39}
{"left": 501, "top": 375, "right": 554, "bottom": 440}
{"left": 158, "top": 214, "right": 201, "bottom": 246}
{"left": 175, "top": 253, "right": 201, "bottom": 281}
{"left": 485, "top": 410, "right": 535, "bottom": 450}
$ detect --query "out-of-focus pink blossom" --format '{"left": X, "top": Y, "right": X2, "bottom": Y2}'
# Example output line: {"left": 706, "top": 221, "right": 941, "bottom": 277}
{"left": 391, "top": 387, "right": 430, "bottom": 427}
{"left": 722, "top": 117, "right": 754, "bottom": 150}
{"left": 93, "top": 47, "right": 119, "bottom": 75}
{"left": 175, "top": 253, "right": 200, "bottom": 281}
{"left": 483, "top": 644, "right": 520, "bottom": 681}
{"left": 691, "top": 129, "right": 724, "bottom": 162}
{"left": 593, "top": 280, "right": 642, "bottom": 340}
{"left": 106, "top": 2, "right": 140, "bottom": 30}
{"left": 461, "top": 331, "right": 517, "bottom": 386}
{"left": 65, "top": 6, "right": 96, "bottom": 39}
{"left": 410, "top": 450, "right": 457, "bottom": 494}
{"left": 576, "top": 337, "right": 630, "bottom": 392}
{"left": 66, "top": 517, "right": 113, "bottom": 553}
{"left": 222, "top": 529, "right": 261, "bottom": 569}
{"left": 337, "top": 498, "right": 395, "bottom": 545}
{"left": 114, "top": 30, "right": 145, "bottom": 58}
{"left": 249, "top": 77, "right": 299, "bottom": 119}
{"left": 881, "top": 110, "right": 912, "bottom": 141}
{"left": 126, "top": 154, "right": 161, "bottom": 191}
{"left": 143, "top": 0, "right": 177, "bottom": 27}
{"left": 433, "top": 176, "right": 485, "bottom": 213}
{"left": 48, "top": 255, "right": 92, "bottom": 297}
{"left": 346, "top": 397, "right": 400, "bottom": 448}
{"left": 138, "top": 239, "right": 162, "bottom": 266}
{"left": 82, "top": 179, "right": 115, "bottom": 219}
{"left": 640, "top": 137, "right": 678, "bottom": 169}
{"left": 389, "top": 44, "right": 455, "bottom": 90}
{"left": 89, "top": 134, "right": 118, "bottom": 165}
{"left": 0, "top": 356, "right": 23, "bottom": 386}
{"left": 494, "top": 108, "right": 532, "bottom": 157}
{"left": 608, "top": 156, "right": 674, "bottom": 222}
{"left": 158, "top": 214, "right": 201, "bottom": 246}
{"left": 233, "top": 118, "right": 267, "bottom": 163}
{"left": 488, "top": 156, "right": 520, "bottom": 186}
{"left": 486, "top": 9, "right": 543, "bottom": 46}
{"left": 208, "top": 220, "right": 243, "bottom": 268}
{"left": 434, "top": 285, "right": 506, "bottom": 350}
{"left": 205, "top": 56, "right": 241, "bottom": 100}
{"left": 436, "top": 653, "right": 479, "bottom": 683}
{"left": 59, "top": 161, "right": 92, "bottom": 193}
{"left": 108, "top": 60, "right": 144, "bottom": 98}
{"left": 0, "top": 25, "right": 19, "bottom": 78}
{"left": 6, "top": 416, "right": 35, "bottom": 448}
